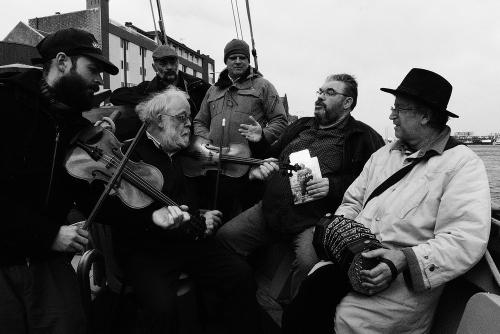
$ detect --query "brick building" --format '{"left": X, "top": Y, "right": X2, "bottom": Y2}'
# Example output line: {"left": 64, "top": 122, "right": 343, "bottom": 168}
{"left": 3, "top": 0, "right": 215, "bottom": 89}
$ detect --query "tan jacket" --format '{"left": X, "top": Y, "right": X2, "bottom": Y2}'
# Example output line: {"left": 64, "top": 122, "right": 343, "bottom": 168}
{"left": 193, "top": 68, "right": 287, "bottom": 155}
{"left": 334, "top": 127, "right": 491, "bottom": 333}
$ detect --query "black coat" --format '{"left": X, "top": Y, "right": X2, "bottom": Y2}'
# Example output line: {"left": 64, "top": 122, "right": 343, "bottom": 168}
{"left": 110, "top": 71, "right": 211, "bottom": 140}
{"left": 94, "top": 136, "right": 202, "bottom": 256}
{"left": 0, "top": 70, "right": 92, "bottom": 265}
{"left": 261, "top": 116, "right": 385, "bottom": 235}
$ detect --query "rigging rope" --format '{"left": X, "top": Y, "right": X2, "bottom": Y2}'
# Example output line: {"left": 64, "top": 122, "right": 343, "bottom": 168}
{"left": 148, "top": 0, "right": 160, "bottom": 44}
{"left": 230, "top": 0, "right": 240, "bottom": 39}
{"left": 235, "top": 0, "right": 245, "bottom": 40}
{"left": 245, "top": 0, "right": 258, "bottom": 71}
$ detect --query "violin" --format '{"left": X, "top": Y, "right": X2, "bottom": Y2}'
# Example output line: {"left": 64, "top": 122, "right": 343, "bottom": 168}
{"left": 65, "top": 126, "right": 206, "bottom": 238}
{"left": 180, "top": 136, "right": 301, "bottom": 178}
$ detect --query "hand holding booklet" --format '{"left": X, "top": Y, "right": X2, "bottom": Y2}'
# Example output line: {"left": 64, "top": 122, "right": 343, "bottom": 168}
{"left": 288, "top": 149, "right": 322, "bottom": 205}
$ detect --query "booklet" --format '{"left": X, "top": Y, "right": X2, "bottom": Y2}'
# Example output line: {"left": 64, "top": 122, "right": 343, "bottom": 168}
{"left": 288, "top": 149, "right": 322, "bottom": 205}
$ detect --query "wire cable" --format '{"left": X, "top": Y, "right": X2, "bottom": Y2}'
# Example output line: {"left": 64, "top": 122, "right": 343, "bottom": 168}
{"left": 230, "top": 0, "right": 240, "bottom": 39}
{"left": 235, "top": 0, "right": 245, "bottom": 40}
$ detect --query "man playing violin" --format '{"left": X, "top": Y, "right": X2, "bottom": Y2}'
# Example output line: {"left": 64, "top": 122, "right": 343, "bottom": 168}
{"left": 97, "top": 89, "right": 262, "bottom": 334}
{"left": 217, "top": 74, "right": 384, "bottom": 300}
{"left": 0, "top": 28, "right": 119, "bottom": 333}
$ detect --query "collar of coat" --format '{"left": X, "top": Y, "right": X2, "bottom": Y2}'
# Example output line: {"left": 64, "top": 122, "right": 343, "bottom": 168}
{"left": 215, "top": 66, "right": 262, "bottom": 89}
{"left": 146, "top": 70, "right": 206, "bottom": 94}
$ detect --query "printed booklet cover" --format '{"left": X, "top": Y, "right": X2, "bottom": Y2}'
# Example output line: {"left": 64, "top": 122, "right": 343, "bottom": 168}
{"left": 288, "top": 149, "right": 322, "bottom": 205}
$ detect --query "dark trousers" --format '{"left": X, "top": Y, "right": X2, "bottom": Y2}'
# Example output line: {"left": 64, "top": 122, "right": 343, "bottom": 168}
{"left": 122, "top": 238, "right": 262, "bottom": 334}
{"left": 282, "top": 263, "right": 350, "bottom": 334}
{"left": 0, "top": 255, "right": 86, "bottom": 334}
{"left": 194, "top": 172, "right": 263, "bottom": 221}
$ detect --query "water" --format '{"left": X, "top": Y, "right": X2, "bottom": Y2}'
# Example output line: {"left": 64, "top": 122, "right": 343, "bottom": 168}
{"left": 470, "top": 145, "right": 500, "bottom": 207}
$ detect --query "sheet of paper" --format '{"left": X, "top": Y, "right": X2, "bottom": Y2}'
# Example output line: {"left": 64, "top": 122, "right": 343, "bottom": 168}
{"left": 288, "top": 149, "right": 323, "bottom": 205}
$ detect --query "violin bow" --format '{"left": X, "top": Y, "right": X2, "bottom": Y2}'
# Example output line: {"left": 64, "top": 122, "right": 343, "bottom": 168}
{"left": 212, "top": 118, "right": 226, "bottom": 209}
{"left": 83, "top": 121, "right": 148, "bottom": 230}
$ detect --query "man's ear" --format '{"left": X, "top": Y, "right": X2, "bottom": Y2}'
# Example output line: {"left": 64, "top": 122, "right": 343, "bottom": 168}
{"left": 344, "top": 96, "right": 353, "bottom": 110}
{"left": 152, "top": 62, "right": 158, "bottom": 73}
{"left": 54, "top": 52, "right": 71, "bottom": 73}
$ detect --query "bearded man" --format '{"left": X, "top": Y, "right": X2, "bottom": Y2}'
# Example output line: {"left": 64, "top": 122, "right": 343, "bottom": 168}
{"left": 0, "top": 28, "right": 119, "bottom": 333}
{"left": 110, "top": 44, "right": 210, "bottom": 140}
{"left": 216, "top": 74, "right": 384, "bottom": 299}
{"left": 97, "top": 89, "right": 263, "bottom": 334}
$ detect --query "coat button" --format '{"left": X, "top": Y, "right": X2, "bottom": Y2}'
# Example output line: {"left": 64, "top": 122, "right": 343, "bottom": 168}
{"left": 424, "top": 256, "right": 428, "bottom": 259}
{"left": 429, "top": 265, "right": 435, "bottom": 272}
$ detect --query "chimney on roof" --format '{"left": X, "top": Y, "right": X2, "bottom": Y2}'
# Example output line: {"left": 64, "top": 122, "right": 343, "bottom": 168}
{"left": 55, "top": 12, "right": 60, "bottom": 15}
{"left": 125, "top": 22, "right": 133, "bottom": 27}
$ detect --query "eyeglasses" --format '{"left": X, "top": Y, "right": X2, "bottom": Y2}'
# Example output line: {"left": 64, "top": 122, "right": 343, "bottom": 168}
{"left": 160, "top": 113, "right": 190, "bottom": 124}
{"left": 390, "top": 106, "right": 416, "bottom": 115}
{"left": 316, "top": 88, "right": 349, "bottom": 97}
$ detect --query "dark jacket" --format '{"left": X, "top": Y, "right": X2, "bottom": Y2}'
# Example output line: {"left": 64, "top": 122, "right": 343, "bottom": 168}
{"left": 261, "top": 115, "right": 385, "bottom": 235}
{"left": 0, "top": 70, "right": 92, "bottom": 266}
{"left": 110, "top": 71, "right": 211, "bottom": 140}
{"left": 94, "top": 136, "right": 202, "bottom": 256}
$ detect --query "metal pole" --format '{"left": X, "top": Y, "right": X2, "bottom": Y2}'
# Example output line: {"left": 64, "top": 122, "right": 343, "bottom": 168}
{"left": 156, "top": 0, "right": 167, "bottom": 44}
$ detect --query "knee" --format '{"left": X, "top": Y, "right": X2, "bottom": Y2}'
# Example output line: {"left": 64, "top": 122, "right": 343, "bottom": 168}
{"left": 293, "top": 249, "right": 318, "bottom": 274}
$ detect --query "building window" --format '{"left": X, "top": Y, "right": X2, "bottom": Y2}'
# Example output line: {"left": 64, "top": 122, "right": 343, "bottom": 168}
{"left": 186, "top": 67, "right": 193, "bottom": 75}
{"left": 120, "top": 39, "right": 128, "bottom": 49}
{"left": 196, "top": 72, "right": 202, "bottom": 79}
{"left": 178, "top": 63, "right": 183, "bottom": 71}
{"left": 121, "top": 82, "right": 125, "bottom": 87}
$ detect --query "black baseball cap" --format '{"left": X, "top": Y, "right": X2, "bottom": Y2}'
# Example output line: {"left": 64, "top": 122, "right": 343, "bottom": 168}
{"left": 32, "top": 28, "right": 118, "bottom": 75}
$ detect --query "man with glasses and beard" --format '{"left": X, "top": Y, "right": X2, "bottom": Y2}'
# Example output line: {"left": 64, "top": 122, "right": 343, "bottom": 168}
{"left": 0, "top": 28, "right": 119, "bottom": 333}
{"left": 216, "top": 74, "right": 384, "bottom": 300}
{"left": 97, "top": 89, "right": 262, "bottom": 334}
{"left": 283, "top": 69, "right": 491, "bottom": 334}
{"left": 110, "top": 44, "right": 210, "bottom": 140}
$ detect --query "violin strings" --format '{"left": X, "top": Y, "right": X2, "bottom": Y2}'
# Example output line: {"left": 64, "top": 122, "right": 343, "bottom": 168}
{"left": 100, "top": 153, "right": 178, "bottom": 207}
{"left": 186, "top": 151, "right": 263, "bottom": 165}
{"left": 104, "top": 154, "right": 205, "bottom": 229}
{"left": 185, "top": 151, "right": 293, "bottom": 168}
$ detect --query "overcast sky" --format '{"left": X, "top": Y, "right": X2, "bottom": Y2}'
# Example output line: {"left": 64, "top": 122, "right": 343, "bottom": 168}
{"left": 2, "top": 0, "right": 500, "bottom": 137}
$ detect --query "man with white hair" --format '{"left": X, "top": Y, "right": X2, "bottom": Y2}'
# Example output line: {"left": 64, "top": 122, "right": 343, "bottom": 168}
{"left": 99, "top": 89, "right": 262, "bottom": 334}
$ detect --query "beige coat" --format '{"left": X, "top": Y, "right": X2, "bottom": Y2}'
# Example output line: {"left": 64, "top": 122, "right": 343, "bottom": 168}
{"left": 334, "top": 131, "right": 491, "bottom": 333}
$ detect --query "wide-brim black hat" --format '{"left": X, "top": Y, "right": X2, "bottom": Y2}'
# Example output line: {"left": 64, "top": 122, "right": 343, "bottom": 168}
{"left": 381, "top": 68, "right": 458, "bottom": 118}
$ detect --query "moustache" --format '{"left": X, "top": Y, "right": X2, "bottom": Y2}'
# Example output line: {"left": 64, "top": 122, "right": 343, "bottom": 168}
{"left": 315, "top": 100, "right": 326, "bottom": 108}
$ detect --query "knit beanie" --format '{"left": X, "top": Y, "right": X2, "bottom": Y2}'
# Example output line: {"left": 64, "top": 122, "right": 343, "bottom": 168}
{"left": 223, "top": 39, "right": 250, "bottom": 63}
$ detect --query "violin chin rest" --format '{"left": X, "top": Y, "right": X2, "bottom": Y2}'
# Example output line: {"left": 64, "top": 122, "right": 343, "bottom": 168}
{"left": 78, "top": 126, "right": 104, "bottom": 145}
